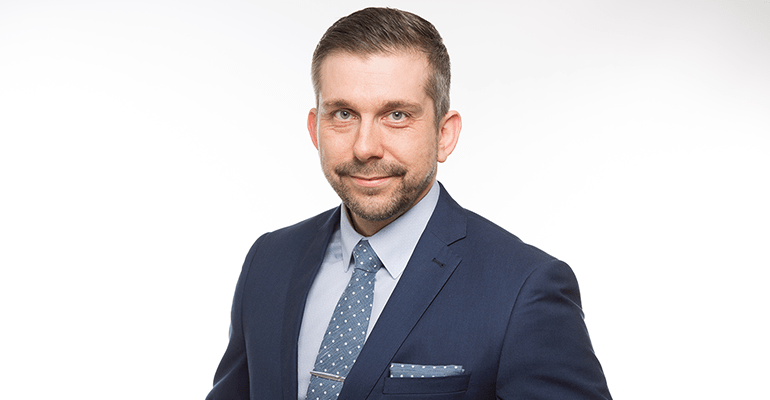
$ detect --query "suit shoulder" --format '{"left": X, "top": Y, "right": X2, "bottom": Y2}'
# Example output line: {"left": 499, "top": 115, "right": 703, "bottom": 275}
{"left": 240, "top": 207, "right": 338, "bottom": 266}
{"left": 461, "top": 208, "right": 560, "bottom": 268}
{"left": 256, "top": 207, "right": 338, "bottom": 245}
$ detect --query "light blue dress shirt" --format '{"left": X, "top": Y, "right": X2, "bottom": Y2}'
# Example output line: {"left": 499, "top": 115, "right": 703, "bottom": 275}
{"left": 297, "top": 181, "right": 441, "bottom": 400}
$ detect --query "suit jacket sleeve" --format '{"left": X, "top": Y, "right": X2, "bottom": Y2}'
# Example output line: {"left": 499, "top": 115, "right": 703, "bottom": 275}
{"left": 205, "top": 236, "right": 264, "bottom": 400}
{"left": 496, "top": 259, "right": 611, "bottom": 399}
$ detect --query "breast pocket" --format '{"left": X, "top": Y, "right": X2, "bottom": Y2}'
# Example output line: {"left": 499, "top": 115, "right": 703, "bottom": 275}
{"left": 383, "top": 373, "right": 471, "bottom": 396}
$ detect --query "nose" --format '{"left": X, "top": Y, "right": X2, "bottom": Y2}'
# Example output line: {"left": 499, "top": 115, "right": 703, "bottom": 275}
{"left": 352, "top": 119, "right": 384, "bottom": 162}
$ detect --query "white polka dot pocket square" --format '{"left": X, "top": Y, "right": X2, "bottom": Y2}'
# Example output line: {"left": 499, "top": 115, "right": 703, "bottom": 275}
{"left": 389, "top": 363, "right": 465, "bottom": 378}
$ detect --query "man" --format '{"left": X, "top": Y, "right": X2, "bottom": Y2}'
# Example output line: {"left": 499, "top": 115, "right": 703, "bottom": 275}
{"left": 207, "top": 7, "right": 611, "bottom": 400}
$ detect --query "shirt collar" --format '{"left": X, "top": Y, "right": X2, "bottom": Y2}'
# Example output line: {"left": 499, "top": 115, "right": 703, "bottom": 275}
{"left": 339, "top": 181, "right": 440, "bottom": 280}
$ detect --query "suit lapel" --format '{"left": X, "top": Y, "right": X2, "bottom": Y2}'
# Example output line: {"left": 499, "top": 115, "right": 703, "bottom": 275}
{"left": 339, "top": 185, "right": 468, "bottom": 399}
{"left": 279, "top": 208, "right": 340, "bottom": 400}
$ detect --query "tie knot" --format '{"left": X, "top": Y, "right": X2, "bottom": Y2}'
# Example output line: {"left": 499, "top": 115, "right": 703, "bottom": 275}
{"left": 352, "top": 240, "right": 382, "bottom": 274}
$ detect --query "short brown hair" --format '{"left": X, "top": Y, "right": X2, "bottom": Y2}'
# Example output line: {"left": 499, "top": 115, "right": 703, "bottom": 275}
{"left": 311, "top": 7, "right": 451, "bottom": 128}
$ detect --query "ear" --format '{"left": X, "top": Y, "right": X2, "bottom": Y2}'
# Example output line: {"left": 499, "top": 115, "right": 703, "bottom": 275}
{"left": 307, "top": 108, "right": 319, "bottom": 149}
{"left": 437, "top": 110, "right": 462, "bottom": 163}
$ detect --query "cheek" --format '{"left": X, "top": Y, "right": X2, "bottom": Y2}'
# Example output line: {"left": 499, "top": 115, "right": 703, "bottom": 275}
{"left": 317, "top": 140, "right": 348, "bottom": 172}
{"left": 318, "top": 148, "right": 334, "bottom": 170}
{"left": 318, "top": 131, "right": 359, "bottom": 161}
{"left": 392, "top": 137, "right": 438, "bottom": 166}
{"left": 318, "top": 142, "right": 338, "bottom": 162}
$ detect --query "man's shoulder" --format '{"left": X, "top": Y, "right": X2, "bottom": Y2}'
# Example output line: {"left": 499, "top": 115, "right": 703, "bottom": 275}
{"left": 239, "top": 206, "right": 340, "bottom": 272}
{"left": 258, "top": 206, "right": 340, "bottom": 245}
{"left": 433, "top": 185, "right": 558, "bottom": 264}
{"left": 457, "top": 206, "right": 560, "bottom": 267}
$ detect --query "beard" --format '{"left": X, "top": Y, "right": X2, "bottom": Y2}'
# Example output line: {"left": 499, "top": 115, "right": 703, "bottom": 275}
{"left": 324, "top": 159, "right": 436, "bottom": 222}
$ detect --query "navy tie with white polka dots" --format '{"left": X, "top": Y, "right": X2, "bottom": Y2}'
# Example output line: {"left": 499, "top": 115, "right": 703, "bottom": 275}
{"left": 306, "top": 239, "right": 382, "bottom": 400}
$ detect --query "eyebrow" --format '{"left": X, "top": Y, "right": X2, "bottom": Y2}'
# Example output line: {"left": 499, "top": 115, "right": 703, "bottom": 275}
{"left": 320, "top": 99, "right": 423, "bottom": 115}
{"left": 382, "top": 101, "right": 423, "bottom": 114}
{"left": 320, "top": 99, "right": 353, "bottom": 110}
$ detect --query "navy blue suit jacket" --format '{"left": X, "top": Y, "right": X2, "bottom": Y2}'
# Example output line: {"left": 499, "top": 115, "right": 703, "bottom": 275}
{"left": 208, "top": 185, "right": 611, "bottom": 399}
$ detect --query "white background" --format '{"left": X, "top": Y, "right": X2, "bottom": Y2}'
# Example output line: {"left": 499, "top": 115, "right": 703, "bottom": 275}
{"left": 1, "top": 1, "right": 768, "bottom": 399}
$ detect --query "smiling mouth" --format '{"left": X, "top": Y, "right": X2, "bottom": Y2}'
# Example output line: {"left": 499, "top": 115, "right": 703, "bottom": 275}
{"left": 334, "top": 161, "right": 407, "bottom": 184}
{"left": 350, "top": 175, "right": 393, "bottom": 187}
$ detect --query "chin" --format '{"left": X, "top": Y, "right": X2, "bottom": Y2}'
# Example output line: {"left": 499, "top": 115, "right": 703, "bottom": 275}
{"left": 346, "top": 192, "right": 414, "bottom": 222}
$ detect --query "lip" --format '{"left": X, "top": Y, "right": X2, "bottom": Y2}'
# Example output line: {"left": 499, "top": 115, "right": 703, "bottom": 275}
{"left": 350, "top": 175, "right": 393, "bottom": 188}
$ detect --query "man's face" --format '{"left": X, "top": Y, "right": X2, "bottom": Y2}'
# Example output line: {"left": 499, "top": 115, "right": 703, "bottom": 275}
{"left": 307, "top": 51, "right": 459, "bottom": 235}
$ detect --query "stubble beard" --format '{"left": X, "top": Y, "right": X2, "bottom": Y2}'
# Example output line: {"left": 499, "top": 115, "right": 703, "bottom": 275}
{"left": 324, "top": 159, "right": 436, "bottom": 222}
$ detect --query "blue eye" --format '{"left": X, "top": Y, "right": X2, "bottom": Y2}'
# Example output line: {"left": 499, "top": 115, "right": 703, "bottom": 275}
{"left": 335, "top": 110, "right": 352, "bottom": 120}
{"left": 390, "top": 111, "right": 405, "bottom": 121}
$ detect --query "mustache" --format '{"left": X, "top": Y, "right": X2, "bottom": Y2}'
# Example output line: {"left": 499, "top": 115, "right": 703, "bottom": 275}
{"left": 334, "top": 160, "right": 407, "bottom": 178}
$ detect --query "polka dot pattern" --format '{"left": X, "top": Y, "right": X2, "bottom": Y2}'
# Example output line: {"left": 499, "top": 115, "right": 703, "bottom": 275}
{"left": 388, "top": 363, "right": 465, "bottom": 378}
{"left": 306, "top": 239, "right": 382, "bottom": 400}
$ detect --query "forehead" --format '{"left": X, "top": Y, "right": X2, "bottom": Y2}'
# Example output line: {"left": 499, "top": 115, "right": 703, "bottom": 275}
{"left": 317, "top": 51, "right": 431, "bottom": 106}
